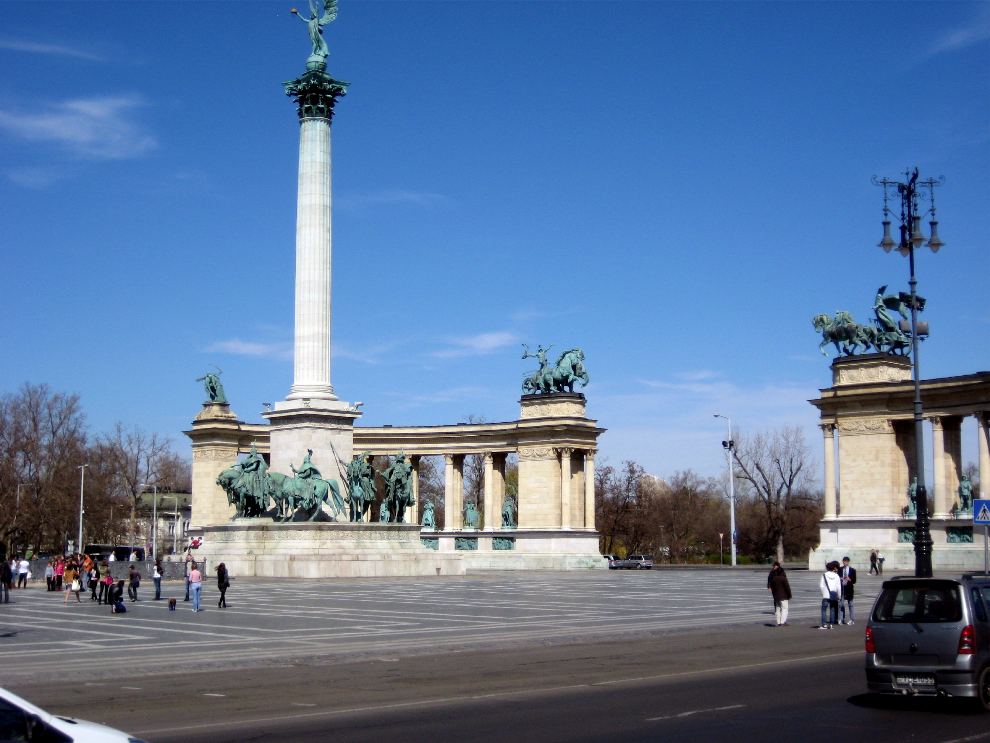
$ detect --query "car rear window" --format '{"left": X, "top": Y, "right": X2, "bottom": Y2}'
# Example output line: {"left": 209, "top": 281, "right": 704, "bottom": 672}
{"left": 873, "top": 581, "right": 962, "bottom": 623}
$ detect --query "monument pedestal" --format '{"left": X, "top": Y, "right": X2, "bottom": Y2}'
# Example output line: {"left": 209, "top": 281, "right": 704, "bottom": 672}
{"left": 264, "top": 399, "right": 361, "bottom": 490}
{"left": 202, "top": 521, "right": 464, "bottom": 578}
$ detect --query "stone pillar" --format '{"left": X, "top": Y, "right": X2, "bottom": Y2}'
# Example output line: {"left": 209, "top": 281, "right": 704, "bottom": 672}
{"left": 979, "top": 414, "right": 990, "bottom": 499}
{"left": 932, "top": 417, "right": 947, "bottom": 517}
{"left": 559, "top": 447, "right": 573, "bottom": 529}
{"left": 482, "top": 453, "right": 495, "bottom": 531}
{"left": 443, "top": 455, "right": 455, "bottom": 530}
{"left": 185, "top": 403, "right": 245, "bottom": 529}
{"left": 944, "top": 417, "right": 963, "bottom": 515}
{"left": 408, "top": 455, "right": 420, "bottom": 526}
{"left": 930, "top": 416, "right": 952, "bottom": 518}
{"left": 821, "top": 424, "right": 836, "bottom": 519}
{"left": 445, "top": 455, "right": 464, "bottom": 530}
{"left": 584, "top": 449, "right": 596, "bottom": 530}
{"left": 287, "top": 115, "right": 335, "bottom": 401}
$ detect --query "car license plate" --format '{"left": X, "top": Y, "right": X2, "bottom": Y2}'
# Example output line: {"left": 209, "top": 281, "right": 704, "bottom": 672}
{"left": 894, "top": 674, "right": 935, "bottom": 687}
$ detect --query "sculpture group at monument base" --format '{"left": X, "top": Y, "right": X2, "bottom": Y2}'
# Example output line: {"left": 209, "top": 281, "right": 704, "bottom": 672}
{"left": 810, "top": 516, "right": 985, "bottom": 572}
{"left": 420, "top": 529, "right": 605, "bottom": 571}
{"left": 200, "top": 520, "right": 465, "bottom": 578}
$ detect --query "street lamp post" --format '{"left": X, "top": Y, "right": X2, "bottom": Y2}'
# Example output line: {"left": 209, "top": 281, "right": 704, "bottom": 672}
{"left": 873, "top": 168, "right": 945, "bottom": 578}
{"left": 141, "top": 483, "right": 158, "bottom": 560}
{"left": 714, "top": 414, "right": 737, "bottom": 566}
{"left": 719, "top": 532, "right": 724, "bottom": 566}
{"left": 77, "top": 464, "right": 88, "bottom": 555}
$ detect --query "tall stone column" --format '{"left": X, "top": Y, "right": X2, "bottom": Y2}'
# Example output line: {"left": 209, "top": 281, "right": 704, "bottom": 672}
{"left": 408, "top": 455, "right": 420, "bottom": 526}
{"left": 932, "top": 417, "right": 947, "bottom": 518}
{"left": 266, "top": 67, "right": 359, "bottom": 489}
{"left": 444, "top": 455, "right": 465, "bottom": 530}
{"left": 584, "top": 449, "right": 596, "bottom": 530}
{"left": 482, "top": 453, "right": 495, "bottom": 530}
{"left": 821, "top": 424, "right": 836, "bottom": 519}
{"left": 559, "top": 447, "right": 573, "bottom": 529}
{"left": 979, "top": 414, "right": 990, "bottom": 500}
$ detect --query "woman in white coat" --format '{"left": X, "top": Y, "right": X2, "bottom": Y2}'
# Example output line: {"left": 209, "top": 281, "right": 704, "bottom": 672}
{"left": 819, "top": 561, "right": 842, "bottom": 629}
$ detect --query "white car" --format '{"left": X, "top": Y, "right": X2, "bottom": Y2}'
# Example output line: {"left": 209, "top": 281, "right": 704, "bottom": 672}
{"left": 0, "top": 687, "right": 146, "bottom": 742}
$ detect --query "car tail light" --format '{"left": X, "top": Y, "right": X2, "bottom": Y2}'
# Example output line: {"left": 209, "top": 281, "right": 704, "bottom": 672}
{"left": 958, "top": 625, "right": 976, "bottom": 655}
{"left": 865, "top": 626, "right": 876, "bottom": 653}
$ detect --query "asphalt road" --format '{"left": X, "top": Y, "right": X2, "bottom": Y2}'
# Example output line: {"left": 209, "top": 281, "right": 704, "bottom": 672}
{"left": 5, "top": 569, "right": 989, "bottom": 742}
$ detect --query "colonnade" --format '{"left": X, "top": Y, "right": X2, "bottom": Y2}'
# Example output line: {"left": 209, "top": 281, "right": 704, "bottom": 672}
{"left": 821, "top": 413, "right": 990, "bottom": 519}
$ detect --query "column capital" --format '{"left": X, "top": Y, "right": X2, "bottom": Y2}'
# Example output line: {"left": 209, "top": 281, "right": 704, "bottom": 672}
{"left": 585, "top": 448, "right": 597, "bottom": 458}
{"left": 284, "top": 70, "right": 349, "bottom": 120}
{"left": 819, "top": 423, "right": 836, "bottom": 436}
{"left": 482, "top": 452, "right": 494, "bottom": 465}
{"left": 930, "top": 416, "right": 944, "bottom": 430}
{"left": 556, "top": 447, "right": 575, "bottom": 458}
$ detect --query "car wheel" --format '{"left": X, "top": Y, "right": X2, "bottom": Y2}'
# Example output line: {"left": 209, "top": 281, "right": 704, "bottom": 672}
{"left": 977, "top": 667, "right": 990, "bottom": 712}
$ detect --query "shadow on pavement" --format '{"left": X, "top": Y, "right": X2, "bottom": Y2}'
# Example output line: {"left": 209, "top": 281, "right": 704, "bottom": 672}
{"left": 847, "top": 693, "right": 983, "bottom": 716}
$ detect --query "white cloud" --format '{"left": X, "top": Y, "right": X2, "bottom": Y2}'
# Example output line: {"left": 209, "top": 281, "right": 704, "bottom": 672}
{"left": 927, "top": 7, "right": 990, "bottom": 56}
{"left": 206, "top": 339, "right": 292, "bottom": 360}
{"left": 337, "top": 189, "right": 449, "bottom": 211}
{"left": 0, "top": 39, "right": 101, "bottom": 61}
{"left": 4, "top": 166, "right": 61, "bottom": 189}
{"left": 432, "top": 331, "right": 519, "bottom": 359}
{"left": 0, "top": 96, "right": 157, "bottom": 160}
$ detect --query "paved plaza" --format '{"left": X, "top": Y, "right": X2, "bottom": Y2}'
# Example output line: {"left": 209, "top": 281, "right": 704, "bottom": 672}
{"left": 0, "top": 568, "right": 888, "bottom": 684}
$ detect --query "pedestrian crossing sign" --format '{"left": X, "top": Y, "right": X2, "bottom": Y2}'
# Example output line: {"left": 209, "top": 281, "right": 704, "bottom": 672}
{"left": 974, "top": 500, "right": 990, "bottom": 525}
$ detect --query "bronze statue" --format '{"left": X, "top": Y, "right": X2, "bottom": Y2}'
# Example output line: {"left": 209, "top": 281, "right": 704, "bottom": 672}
{"left": 196, "top": 368, "right": 227, "bottom": 404}
{"left": 291, "top": 0, "right": 338, "bottom": 69}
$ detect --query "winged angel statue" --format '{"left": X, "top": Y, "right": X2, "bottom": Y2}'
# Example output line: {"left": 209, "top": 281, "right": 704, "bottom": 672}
{"left": 291, "top": 0, "right": 338, "bottom": 68}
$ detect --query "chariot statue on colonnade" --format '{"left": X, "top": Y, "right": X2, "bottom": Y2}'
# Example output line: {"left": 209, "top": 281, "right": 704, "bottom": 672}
{"left": 521, "top": 344, "right": 590, "bottom": 394}
{"left": 813, "top": 286, "right": 921, "bottom": 358}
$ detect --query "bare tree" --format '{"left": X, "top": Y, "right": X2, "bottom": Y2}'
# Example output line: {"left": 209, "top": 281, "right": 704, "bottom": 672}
{"left": 596, "top": 460, "right": 645, "bottom": 555}
{"left": 731, "top": 426, "right": 819, "bottom": 563}
{"left": 0, "top": 383, "right": 88, "bottom": 554}
{"left": 101, "top": 423, "right": 169, "bottom": 548}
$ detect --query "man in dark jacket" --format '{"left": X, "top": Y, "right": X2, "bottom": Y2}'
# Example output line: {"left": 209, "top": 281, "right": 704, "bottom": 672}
{"left": 840, "top": 556, "right": 857, "bottom": 625}
{"left": 767, "top": 562, "right": 792, "bottom": 626}
{"left": 0, "top": 559, "right": 11, "bottom": 603}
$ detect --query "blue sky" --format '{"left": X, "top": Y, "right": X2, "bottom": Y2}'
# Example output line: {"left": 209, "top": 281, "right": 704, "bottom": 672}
{"left": 1, "top": 1, "right": 988, "bottom": 481}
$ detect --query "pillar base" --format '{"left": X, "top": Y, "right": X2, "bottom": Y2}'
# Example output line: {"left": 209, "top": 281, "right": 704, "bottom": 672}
{"left": 265, "top": 399, "right": 362, "bottom": 488}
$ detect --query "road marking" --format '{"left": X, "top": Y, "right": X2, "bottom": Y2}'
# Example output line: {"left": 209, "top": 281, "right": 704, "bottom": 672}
{"left": 646, "top": 703, "right": 745, "bottom": 721}
{"left": 130, "top": 653, "right": 851, "bottom": 737}
{"left": 121, "top": 686, "right": 142, "bottom": 690}
{"left": 202, "top": 693, "right": 226, "bottom": 697}
{"left": 291, "top": 703, "right": 317, "bottom": 707}
{"left": 941, "top": 734, "right": 990, "bottom": 743}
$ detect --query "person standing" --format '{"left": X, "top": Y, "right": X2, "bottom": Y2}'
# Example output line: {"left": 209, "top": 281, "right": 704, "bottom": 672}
{"left": 189, "top": 562, "right": 203, "bottom": 612}
{"left": 767, "top": 562, "right": 792, "bottom": 626}
{"left": 98, "top": 567, "right": 113, "bottom": 605}
{"left": 877, "top": 550, "right": 885, "bottom": 576}
{"left": 184, "top": 552, "right": 193, "bottom": 602}
{"left": 0, "top": 559, "right": 11, "bottom": 603}
{"left": 819, "top": 561, "right": 841, "bottom": 629}
{"left": 840, "top": 557, "right": 857, "bottom": 625}
{"left": 127, "top": 564, "right": 141, "bottom": 601}
{"left": 89, "top": 561, "right": 100, "bottom": 601}
{"left": 153, "top": 559, "right": 163, "bottom": 600}
{"left": 63, "top": 563, "right": 82, "bottom": 605}
{"left": 54, "top": 557, "right": 65, "bottom": 591}
{"left": 216, "top": 563, "right": 229, "bottom": 609}
{"left": 16, "top": 556, "right": 29, "bottom": 588}
{"left": 869, "top": 550, "right": 878, "bottom": 576}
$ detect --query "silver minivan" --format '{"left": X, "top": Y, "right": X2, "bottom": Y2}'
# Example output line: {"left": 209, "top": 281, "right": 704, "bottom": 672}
{"left": 865, "top": 575, "right": 990, "bottom": 709}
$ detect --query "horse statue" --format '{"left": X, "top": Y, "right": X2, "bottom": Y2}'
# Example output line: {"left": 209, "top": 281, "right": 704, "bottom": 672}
{"left": 521, "top": 345, "right": 590, "bottom": 394}
{"left": 812, "top": 312, "right": 871, "bottom": 357}
{"left": 216, "top": 465, "right": 270, "bottom": 518}
{"left": 269, "top": 471, "right": 344, "bottom": 522}
{"left": 381, "top": 453, "right": 414, "bottom": 523}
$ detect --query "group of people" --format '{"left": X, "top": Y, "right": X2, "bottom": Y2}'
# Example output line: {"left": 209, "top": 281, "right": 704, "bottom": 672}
{"left": 765, "top": 556, "right": 857, "bottom": 629}
{"left": 1, "top": 552, "right": 231, "bottom": 614}
{"left": 868, "top": 550, "right": 886, "bottom": 575}
{"left": 0, "top": 555, "right": 31, "bottom": 602}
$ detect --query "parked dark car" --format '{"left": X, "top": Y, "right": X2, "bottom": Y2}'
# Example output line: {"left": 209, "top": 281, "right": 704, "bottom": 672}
{"left": 865, "top": 575, "right": 990, "bottom": 709}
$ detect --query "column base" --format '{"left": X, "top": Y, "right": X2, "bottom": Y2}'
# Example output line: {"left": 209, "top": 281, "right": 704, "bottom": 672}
{"left": 264, "top": 399, "right": 362, "bottom": 488}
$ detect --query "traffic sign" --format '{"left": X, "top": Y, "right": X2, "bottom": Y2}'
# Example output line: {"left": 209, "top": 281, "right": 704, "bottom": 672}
{"left": 974, "top": 500, "right": 990, "bottom": 525}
